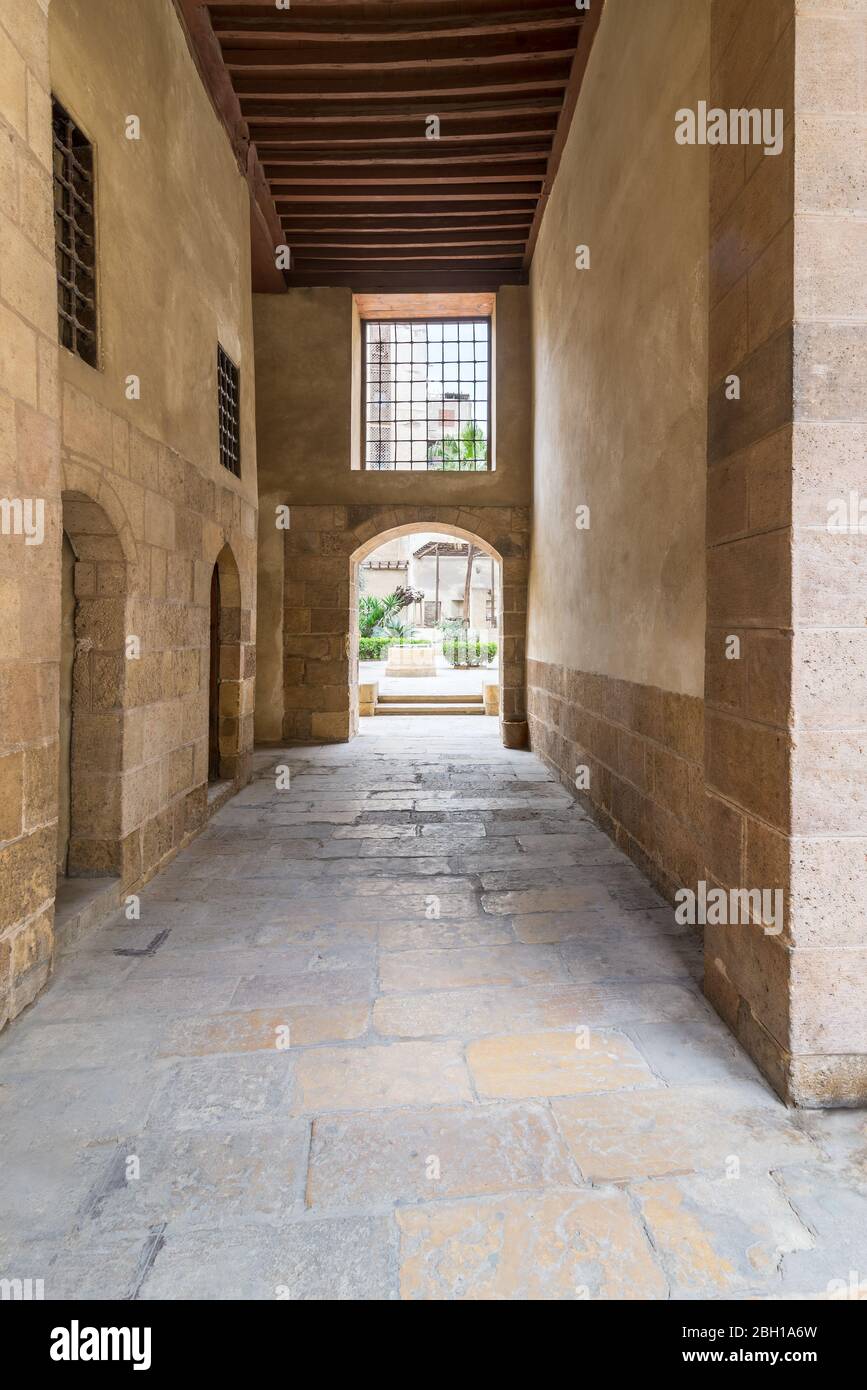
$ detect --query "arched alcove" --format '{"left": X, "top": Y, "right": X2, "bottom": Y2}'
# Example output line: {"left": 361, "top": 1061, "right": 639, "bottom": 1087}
{"left": 208, "top": 542, "right": 243, "bottom": 780}
{"left": 59, "top": 490, "right": 128, "bottom": 878}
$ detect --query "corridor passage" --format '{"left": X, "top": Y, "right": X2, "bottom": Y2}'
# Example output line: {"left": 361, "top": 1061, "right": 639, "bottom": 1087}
{"left": 1, "top": 722, "right": 866, "bottom": 1301}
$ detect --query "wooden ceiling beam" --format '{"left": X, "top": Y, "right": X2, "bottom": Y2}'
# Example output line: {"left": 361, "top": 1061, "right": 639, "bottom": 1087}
{"left": 281, "top": 269, "right": 529, "bottom": 290}
{"left": 211, "top": 10, "right": 581, "bottom": 44}
{"left": 244, "top": 96, "right": 563, "bottom": 123}
{"left": 292, "top": 244, "right": 526, "bottom": 261}
{"left": 284, "top": 231, "right": 530, "bottom": 247}
{"left": 208, "top": 0, "right": 575, "bottom": 18}
{"left": 219, "top": 32, "right": 579, "bottom": 69}
{"left": 276, "top": 199, "right": 537, "bottom": 217}
{"left": 282, "top": 216, "right": 532, "bottom": 229}
{"left": 291, "top": 261, "right": 523, "bottom": 276}
{"left": 231, "top": 63, "right": 572, "bottom": 100}
{"left": 273, "top": 184, "right": 539, "bottom": 202}
{"left": 259, "top": 143, "right": 552, "bottom": 165}
{"left": 264, "top": 163, "right": 546, "bottom": 185}
{"left": 280, "top": 218, "right": 534, "bottom": 234}
{"left": 248, "top": 124, "right": 558, "bottom": 152}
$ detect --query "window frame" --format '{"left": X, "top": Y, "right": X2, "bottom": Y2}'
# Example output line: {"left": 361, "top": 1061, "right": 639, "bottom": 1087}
{"left": 51, "top": 95, "right": 98, "bottom": 368}
{"left": 217, "top": 343, "right": 241, "bottom": 478}
{"left": 360, "top": 316, "right": 493, "bottom": 472}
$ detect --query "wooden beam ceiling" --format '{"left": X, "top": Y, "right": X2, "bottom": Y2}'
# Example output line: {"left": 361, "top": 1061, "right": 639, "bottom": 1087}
{"left": 198, "top": 0, "right": 603, "bottom": 292}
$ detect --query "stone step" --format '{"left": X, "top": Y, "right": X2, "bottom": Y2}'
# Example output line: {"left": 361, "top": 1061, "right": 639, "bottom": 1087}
{"left": 377, "top": 693, "right": 484, "bottom": 705}
{"left": 374, "top": 702, "right": 486, "bottom": 716}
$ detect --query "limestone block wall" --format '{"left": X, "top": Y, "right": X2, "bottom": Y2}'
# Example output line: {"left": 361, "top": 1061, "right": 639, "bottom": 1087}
{"left": 703, "top": 0, "right": 799, "bottom": 1092}
{"left": 787, "top": 0, "right": 867, "bottom": 1098}
{"left": 705, "top": 0, "right": 867, "bottom": 1105}
{"left": 0, "top": 0, "right": 62, "bottom": 1027}
{"left": 58, "top": 404, "right": 256, "bottom": 888}
{"left": 47, "top": 0, "right": 259, "bottom": 890}
{"left": 528, "top": 666, "right": 704, "bottom": 903}
{"left": 280, "top": 506, "right": 529, "bottom": 744}
{"left": 0, "top": 0, "right": 258, "bottom": 1031}
{"left": 526, "top": 0, "right": 710, "bottom": 900}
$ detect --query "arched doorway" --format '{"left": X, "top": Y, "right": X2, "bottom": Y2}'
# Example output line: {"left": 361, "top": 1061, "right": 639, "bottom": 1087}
{"left": 277, "top": 504, "right": 529, "bottom": 746}
{"left": 58, "top": 491, "right": 127, "bottom": 878}
{"left": 351, "top": 524, "right": 503, "bottom": 733}
{"left": 207, "top": 543, "right": 242, "bottom": 782}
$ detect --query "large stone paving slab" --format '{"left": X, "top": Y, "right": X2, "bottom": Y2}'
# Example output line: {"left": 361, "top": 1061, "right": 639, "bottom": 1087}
{"left": 137, "top": 1217, "right": 396, "bottom": 1300}
{"left": 307, "top": 1102, "right": 575, "bottom": 1208}
{"left": 379, "top": 943, "right": 570, "bottom": 993}
{"left": 292, "top": 1040, "right": 473, "bottom": 1114}
{"left": 2, "top": 720, "right": 867, "bottom": 1301}
{"left": 396, "top": 1190, "right": 668, "bottom": 1300}
{"left": 373, "top": 980, "right": 709, "bottom": 1039}
{"left": 159, "top": 1002, "right": 370, "bottom": 1056}
{"left": 632, "top": 1173, "right": 815, "bottom": 1299}
{"left": 78, "top": 1124, "right": 310, "bottom": 1235}
{"left": 466, "top": 1029, "right": 658, "bottom": 1099}
{"left": 552, "top": 1086, "right": 820, "bottom": 1182}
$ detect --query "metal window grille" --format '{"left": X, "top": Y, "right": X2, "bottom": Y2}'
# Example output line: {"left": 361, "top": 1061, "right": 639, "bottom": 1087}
{"left": 52, "top": 98, "right": 97, "bottom": 367}
{"left": 362, "top": 319, "right": 491, "bottom": 471}
{"left": 217, "top": 345, "right": 241, "bottom": 477}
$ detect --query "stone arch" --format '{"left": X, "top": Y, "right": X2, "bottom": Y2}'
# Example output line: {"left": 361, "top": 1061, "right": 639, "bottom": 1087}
{"left": 59, "top": 490, "right": 128, "bottom": 877}
{"left": 280, "top": 504, "right": 529, "bottom": 744}
{"left": 208, "top": 541, "right": 243, "bottom": 779}
{"left": 350, "top": 521, "right": 504, "bottom": 737}
{"left": 60, "top": 458, "right": 138, "bottom": 576}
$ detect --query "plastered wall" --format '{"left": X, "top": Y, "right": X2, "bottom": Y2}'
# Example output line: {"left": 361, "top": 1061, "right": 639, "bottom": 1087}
{"left": 528, "top": 0, "right": 709, "bottom": 696}
{"left": 526, "top": 0, "right": 711, "bottom": 903}
{"left": 254, "top": 285, "right": 531, "bottom": 508}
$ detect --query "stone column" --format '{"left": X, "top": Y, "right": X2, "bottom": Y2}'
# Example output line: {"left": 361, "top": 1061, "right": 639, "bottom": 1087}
{"left": 705, "top": 0, "right": 867, "bottom": 1104}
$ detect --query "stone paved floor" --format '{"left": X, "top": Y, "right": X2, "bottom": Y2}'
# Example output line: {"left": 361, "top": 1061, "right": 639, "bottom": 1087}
{"left": 2, "top": 719, "right": 866, "bottom": 1301}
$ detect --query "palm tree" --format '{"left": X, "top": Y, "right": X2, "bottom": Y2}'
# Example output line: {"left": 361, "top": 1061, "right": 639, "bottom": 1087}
{"left": 427, "top": 421, "right": 487, "bottom": 471}
{"left": 358, "top": 586, "right": 422, "bottom": 639}
{"left": 458, "top": 422, "right": 487, "bottom": 467}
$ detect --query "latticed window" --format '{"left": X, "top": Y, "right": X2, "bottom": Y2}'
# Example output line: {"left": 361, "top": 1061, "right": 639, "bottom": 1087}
{"left": 217, "top": 345, "right": 241, "bottom": 476}
{"left": 362, "top": 319, "right": 491, "bottom": 471}
{"left": 52, "top": 98, "right": 97, "bottom": 367}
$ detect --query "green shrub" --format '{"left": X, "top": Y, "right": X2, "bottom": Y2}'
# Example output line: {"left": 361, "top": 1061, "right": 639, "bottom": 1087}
{"left": 359, "top": 637, "right": 390, "bottom": 660}
{"left": 443, "top": 639, "right": 497, "bottom": 668}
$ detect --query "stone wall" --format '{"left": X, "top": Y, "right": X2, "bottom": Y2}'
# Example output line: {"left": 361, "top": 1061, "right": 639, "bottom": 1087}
{"left": 0, "top": 0, "right": 258, "bottom": 1031}
{"left": 49, "top": 0, "right": 258, "bottom": 884}
{"left": 526, "top": 0, "right": 710, "bottom": 894}
{"left": 788, "top": 0, "right": 867, "bottom": 1102}
{"left": 281, "top": 505, "right": 529, "bottom": 744}
{"left": 253, "top": 286, "right": 532, "bottom": 744}
{"left": 0, "top": 0, "right": 62, "bottom": 1026}
{"left": 705, "top": 0, "right": 867, "bottom": 1105}
{"left": 527, "top": 663, "right": 704, "bottom": 903}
